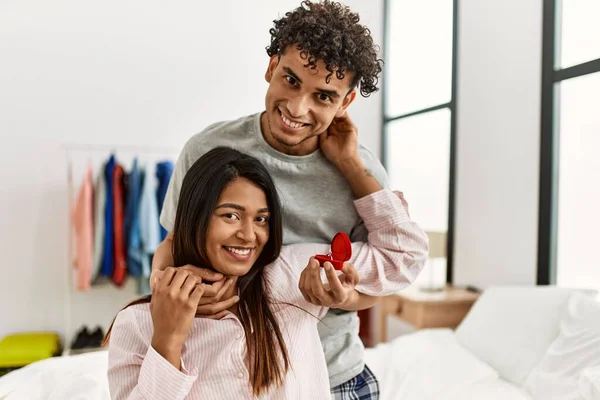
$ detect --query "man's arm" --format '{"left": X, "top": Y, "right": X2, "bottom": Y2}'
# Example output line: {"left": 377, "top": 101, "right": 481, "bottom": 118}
{"left": 316, "top": 114, "right": 385, "bottom": 308}
{"left": 301, "top": 114, "right": 427, "bottom": 308}
{"left": 336, "top": 154, "right": 387, "bottom": 308}
{"left": 151, "top": 233, "right": 175, "bottom": 273}
{"left": 337, "top": 290, "right": 379, "bottom": 311}
{"left": 337, "top": 157, "right": 382, "bottom": 199}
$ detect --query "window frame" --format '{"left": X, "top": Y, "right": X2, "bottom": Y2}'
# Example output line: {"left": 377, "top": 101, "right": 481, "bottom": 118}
{"left": 538, "top": 0, "right": 600, "bottom": 284}
{"left": 381, "top": 0, "right": 459, "bottom": 282}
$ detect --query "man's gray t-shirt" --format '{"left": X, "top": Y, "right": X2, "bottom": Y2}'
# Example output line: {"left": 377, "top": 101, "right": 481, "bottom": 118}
{"left": 160, "top": 112, "right": 389, "bottom": 388}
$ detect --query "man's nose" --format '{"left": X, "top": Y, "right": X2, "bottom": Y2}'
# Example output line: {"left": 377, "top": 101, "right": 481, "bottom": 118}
{"left": 285, "top": 94, "right": 310, "bottom": 119}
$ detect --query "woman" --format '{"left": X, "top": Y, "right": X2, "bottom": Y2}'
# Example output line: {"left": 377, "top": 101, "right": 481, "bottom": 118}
{"left": 106, "top": 146, "right": 427, "bottom": 399}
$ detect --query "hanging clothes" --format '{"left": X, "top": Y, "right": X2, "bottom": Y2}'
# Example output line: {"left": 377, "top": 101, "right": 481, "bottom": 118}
{"left": 101, "top": 155, "right": 116, "bottom": 277}
{"left": 91, "top": 163, "right": 106, "bottom": 283}
{"left": 125, "top": 158, "right": 143, "bottom": 277}
{"left": 71, "top": 164, "right": 94, "bottom": 291}
{"left": 156, "top": 161, "right": 174, "bottom": 240}
{"left": 112, "top": 163, "right": 127, "bottom": 287}
{"left": 138, "top": 163, "right": 160, "bottom": 295}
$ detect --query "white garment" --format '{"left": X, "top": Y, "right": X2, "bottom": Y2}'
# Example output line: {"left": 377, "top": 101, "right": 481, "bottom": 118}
{"left": 138, "top": 164, "right": 160, "bottom": 279}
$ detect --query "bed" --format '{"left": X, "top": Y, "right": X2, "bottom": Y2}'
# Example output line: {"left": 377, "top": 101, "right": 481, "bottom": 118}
{"left": 2, "top": 286, "right": 599, "bottom": 400}
{"left": 0, "top": 333, "right": 532, "bottom": 400}
{"left": 0, "top": 333, "right": 529, "bottom": 400}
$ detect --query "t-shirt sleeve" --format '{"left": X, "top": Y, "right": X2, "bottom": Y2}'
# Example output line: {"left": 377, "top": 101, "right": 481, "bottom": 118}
{"left": 159, "top": 136, "right": 204, "bottom": 233}
{"left": 348, "top": 146, "right": 391, "bottom": 242}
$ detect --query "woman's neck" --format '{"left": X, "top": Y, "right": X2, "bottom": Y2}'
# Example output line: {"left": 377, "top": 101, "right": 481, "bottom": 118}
{"left": 224, "top": 277, "right": 240, "bottom": 317}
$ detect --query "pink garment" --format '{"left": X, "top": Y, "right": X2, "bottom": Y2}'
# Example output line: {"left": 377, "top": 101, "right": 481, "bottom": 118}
{"left": 107, "top": 190, "right": 429, "bottom": 399}
{"left": 71, "top": 165, "right": 94, "bottom": 291}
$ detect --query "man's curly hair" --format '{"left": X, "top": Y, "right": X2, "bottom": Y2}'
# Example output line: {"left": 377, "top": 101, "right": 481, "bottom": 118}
{"left": 266, "top": 0, "right": 383, "bottom": 97}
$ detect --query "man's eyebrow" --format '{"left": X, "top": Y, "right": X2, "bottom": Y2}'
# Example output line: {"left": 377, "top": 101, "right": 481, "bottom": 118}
{"left": 283, "top": 67, "right": 303, "bottom": 84}
{"left": 215, "top": 203, "right": 270, "bottom": 213}
{"left": 316, "top": 88, "right": 340, "bottom": 99}
{"left": 283, "top": 66, "right": 340, "bottom": 99}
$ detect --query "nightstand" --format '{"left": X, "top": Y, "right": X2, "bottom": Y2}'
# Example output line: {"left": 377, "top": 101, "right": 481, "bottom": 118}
{"left": 376, "top": 285, "right": 480, "bottom": 344}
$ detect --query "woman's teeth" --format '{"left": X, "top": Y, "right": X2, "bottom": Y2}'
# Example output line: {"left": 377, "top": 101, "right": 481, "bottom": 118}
{"left": 225, "top": 246, "right": 251, "bottom": 255}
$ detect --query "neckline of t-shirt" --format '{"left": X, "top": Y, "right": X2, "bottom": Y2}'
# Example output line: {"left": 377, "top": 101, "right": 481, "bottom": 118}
{"left": 252, "top": 111, "right": 323, "bottom": 164}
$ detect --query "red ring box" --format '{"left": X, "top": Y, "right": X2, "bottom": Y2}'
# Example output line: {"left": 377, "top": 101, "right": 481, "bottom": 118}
{"left": 315, "top": 232, "right": 352, "bottom": 270}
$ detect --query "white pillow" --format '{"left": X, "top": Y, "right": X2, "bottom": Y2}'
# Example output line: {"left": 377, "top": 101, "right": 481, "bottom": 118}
{"left": 366, "top": 329, "right": 498, "bottom": 400}
{"left": 455, "top": 286, "right": 573, "bottom": 386}
{"left": 524, "top": 293, "right": 600, "bottom": 400}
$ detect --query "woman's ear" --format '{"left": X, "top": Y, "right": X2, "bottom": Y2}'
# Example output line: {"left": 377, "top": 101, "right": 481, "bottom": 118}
{"left": 265, "top": 55, "right": 279, "bottom": 83}
{"left": 335, "top": 90, "right": 356, "bottom": 118}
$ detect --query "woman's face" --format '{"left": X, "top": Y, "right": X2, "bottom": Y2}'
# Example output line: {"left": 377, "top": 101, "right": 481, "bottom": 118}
{"left": 205, "top": 177, "right": 270, "bottom": 277}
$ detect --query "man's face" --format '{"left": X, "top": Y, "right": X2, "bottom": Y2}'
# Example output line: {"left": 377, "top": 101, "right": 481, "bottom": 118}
{"left": 262, "top": 47, "right": 356, "bottom": 156}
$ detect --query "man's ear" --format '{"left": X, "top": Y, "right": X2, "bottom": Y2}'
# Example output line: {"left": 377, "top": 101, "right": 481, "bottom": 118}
{"left": 265, "top": 55, "right": 279, "bottom": 83}
{"left": 335, "top": 90, "right": 357, "bottom": 118}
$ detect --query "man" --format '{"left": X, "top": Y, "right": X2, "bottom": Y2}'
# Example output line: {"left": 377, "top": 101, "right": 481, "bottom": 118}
{"left": 152, "top": 1, "right": 426, "bottom": 398}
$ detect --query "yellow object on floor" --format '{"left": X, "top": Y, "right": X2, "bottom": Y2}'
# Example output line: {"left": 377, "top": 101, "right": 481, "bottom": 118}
{"left": 0, "top": 332, "right": 61, "bottom": 370}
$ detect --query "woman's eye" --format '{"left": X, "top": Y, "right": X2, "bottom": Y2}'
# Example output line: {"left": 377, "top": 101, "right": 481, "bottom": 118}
{"left": 256, "top": 216, "right": 269, "bottom": 224}
{"left": 223, "top": 213, "right": 240, "bottom": 220}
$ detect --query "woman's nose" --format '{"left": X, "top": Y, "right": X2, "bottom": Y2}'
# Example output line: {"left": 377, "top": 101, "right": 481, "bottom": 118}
{"left": 236, "top": 222, "right": 257, "bottom": 242}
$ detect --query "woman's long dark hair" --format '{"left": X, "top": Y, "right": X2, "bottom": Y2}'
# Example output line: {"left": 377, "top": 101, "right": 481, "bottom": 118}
{"left": 104, "top": 147, "right": 289, "bottom": 396}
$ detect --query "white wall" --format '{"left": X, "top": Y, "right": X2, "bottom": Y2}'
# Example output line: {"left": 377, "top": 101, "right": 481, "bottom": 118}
{"left": 453, "top": 0, "right": 543, "bottom": 288}
{"left": 0, "top": 0, "right": 383, "bottom": 342}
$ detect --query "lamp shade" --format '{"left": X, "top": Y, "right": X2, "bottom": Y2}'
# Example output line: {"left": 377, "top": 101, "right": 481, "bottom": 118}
{"left": 426, "top": 231, "right": 447, "bottom": 259}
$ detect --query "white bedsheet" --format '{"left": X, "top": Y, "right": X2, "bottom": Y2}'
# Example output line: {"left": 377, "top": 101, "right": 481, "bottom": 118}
{"left": 0, "top": 351, "right": 109, "bottom": 400}
{"left": 365, "top": 329, "right": 531, "bottom": 400}
{"left": 0, "top": 330, "right": 531, "bottom": 399}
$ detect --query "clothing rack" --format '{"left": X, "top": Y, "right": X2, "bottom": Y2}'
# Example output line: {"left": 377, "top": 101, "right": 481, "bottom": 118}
{"left": 62, "top": 143, "right": 180, "bottom": 155}
{"left": 62, "top": 143, "right": 179, "bottom": 348}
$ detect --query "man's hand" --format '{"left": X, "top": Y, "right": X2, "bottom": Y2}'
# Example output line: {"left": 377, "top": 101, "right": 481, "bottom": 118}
{"left": 299, "top": 257, "right": 360, "bottom": 309}
{"left": 319, "top": 112, "right": 359, "bottom": 168}
{"left": 194, "top": 278, "right": 239, "bottom": 320}
{"left": 151, "top": 265, "right": 238, "bottom": 319}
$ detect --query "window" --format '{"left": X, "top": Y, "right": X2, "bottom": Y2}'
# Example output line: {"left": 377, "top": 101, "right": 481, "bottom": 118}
{"left": 539, "top": 0, "right": 600, "bottom": 292}
{"left": 382, "top": 0, "right": 457, "bottom": 281}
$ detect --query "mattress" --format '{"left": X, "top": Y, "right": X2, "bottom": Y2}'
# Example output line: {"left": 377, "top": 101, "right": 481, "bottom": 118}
{"left": 0, "top": 329, "right": 532, "bottom": 399}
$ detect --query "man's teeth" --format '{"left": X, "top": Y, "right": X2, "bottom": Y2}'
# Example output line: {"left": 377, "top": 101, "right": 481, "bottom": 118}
{"left": 282, "top": 114, "right": 304, "bottom": 129}
{"left": 226, "top": 247, "right": 251, "bottom": 255}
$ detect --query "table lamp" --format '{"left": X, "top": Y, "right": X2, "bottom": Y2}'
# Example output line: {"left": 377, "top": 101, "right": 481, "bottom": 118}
{"left": 419, "top": 231, "right": 447, "bottom": 292}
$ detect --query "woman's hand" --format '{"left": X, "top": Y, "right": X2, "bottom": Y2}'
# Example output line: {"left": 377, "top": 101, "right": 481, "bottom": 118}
{"left": 151, "top": 266, "right": 238, "bottom": 320}
{"left": 299, "top": 258, "right": 360, "bottom": 309}
{"left": 150, "top": 267, "right": 205, "bottom": 369}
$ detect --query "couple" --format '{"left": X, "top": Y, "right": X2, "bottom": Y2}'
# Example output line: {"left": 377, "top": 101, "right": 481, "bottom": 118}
{"left": 106, "top": 1, "right": 429, "bottom": 399}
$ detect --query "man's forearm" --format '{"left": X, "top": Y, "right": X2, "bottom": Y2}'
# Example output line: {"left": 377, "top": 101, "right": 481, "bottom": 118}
{"left": 338, "top": 291, "right": 379, "bottom": 311}
{"left": 152, "top": 233, "right": 174, "bottom": 272}
{"left": 337, "top": 158, "right": 383, "bottom": 199}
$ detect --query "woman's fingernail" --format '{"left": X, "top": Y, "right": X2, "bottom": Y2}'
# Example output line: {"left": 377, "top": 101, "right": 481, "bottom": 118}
{"left": 234, "top": 296, "right": 240, "bottom": 303}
